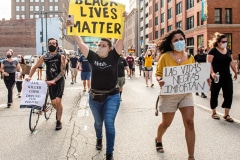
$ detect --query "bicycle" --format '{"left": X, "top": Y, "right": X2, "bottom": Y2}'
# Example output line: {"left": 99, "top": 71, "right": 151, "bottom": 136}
{"left": 29, "top": 89, "right": 54, "bottom": 132}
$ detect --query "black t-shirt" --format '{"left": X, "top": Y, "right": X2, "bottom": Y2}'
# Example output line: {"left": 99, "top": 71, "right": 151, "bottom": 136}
{"left": 118, "top": 57, "right": 128, "bottom": 77}
{"left": 70, "top": 57, "right": 78, "bottom": 68}
{"left": 138, "top": 56, "right": 143, "bottom": 65}
{"left": 87, "top": 48, "right": 120, "bottom": 90}
{"left": 44, "top": 53, "right": 62, "bottom": 81}
{"left": 194, "top": 54, "right": 207, "bottom": 63}
{"left": 208, "top": 48, "right": 232, "bottom": 77}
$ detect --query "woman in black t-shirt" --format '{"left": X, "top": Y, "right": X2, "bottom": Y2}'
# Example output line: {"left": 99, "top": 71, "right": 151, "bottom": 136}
{"left": 207, "top": 32, "right": 237, "bottom": 122}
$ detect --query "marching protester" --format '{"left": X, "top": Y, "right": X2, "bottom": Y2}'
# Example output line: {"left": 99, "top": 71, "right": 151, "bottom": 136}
{"left": 126, "top": 53, "right": 135, "bottom": 78}
{"left": 118, "top": 51, "right": 130, "bottom": 101}
{"left": 16, "top": 54, "right": 26, "bottom": 98}
{"left": 1, "top": 49, "right": 21, "bottom": 107}
{"left": 67, "top": 12, "right": 126, "bottom": 160}
{"left": 26, "top": 38, "right": 66, "bottom": 130}
{"left": 69, "top": 53, "right": 78, "bottom": 84}
{"left": 144, "top": 50, "right": 154, "bottom": 87}
{"left": 194, "top": 46, "right": 207, "bottom": 98}
{"left": 207, "top": 32, "right": 237, "bottom": 122}
{"left": 155, "top": 29, "right": 196, "bottom": 160}
{"left": 77, "top": 53, "right": 91, "bottom": 92}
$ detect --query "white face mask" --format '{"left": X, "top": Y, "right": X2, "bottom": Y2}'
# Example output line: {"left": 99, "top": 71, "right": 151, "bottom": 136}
{"left": 173, "top": 40, "right": 185, "bottom": 52}
{"left": 220, "top": 43, "right": 227, "bottom": 49}
{"left": 97, "top": 47, "right": 109, "bottom": 58}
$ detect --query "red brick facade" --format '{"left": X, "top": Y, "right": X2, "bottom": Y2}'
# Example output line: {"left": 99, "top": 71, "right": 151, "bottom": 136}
{"left": 148, "top": 0, "right": 240, "bottom": 59}
{"left": 0, "top": 19, "right": 36, "bottom": 56}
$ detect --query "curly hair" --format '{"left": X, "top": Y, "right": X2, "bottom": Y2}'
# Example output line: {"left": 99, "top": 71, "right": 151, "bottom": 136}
{"left": 208, "top": 32, "right": 226, "bottom": 48}
{"left": 156, "top": 29, "right": 186, "bottom": 54}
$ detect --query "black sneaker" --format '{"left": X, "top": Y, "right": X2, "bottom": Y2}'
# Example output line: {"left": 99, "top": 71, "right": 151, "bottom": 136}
{"left": 7, "top": 103, "right": 11, "bottom": 108}
{"left": 106, "top": 154, "right": 114, "bottom": 160}
{"left": 195, "top": 93, "right": 199, "bottom": 96}
{"left": 56, "top": 120, "right": 62, "bottom": 130}
{"left": 96, "top": 139, "right": 102, "bottom": 150}
{"left": 201, "top": 93, "right": 207, "bottom": 98}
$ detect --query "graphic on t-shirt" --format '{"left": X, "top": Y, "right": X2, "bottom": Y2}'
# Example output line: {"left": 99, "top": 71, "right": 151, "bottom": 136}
{"left": 50, "top": 63, "right": 58, "bottom": 78}
{"left": 94, "top": 61, "right": 111, "bottom": 69}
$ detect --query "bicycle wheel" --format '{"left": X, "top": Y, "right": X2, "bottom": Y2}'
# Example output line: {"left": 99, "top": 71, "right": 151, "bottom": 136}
{"left": 44, "top": 93, "right": 53, "bottom": 120}
{"left": 29, "top": 108, "right": 40, "bottom": 132}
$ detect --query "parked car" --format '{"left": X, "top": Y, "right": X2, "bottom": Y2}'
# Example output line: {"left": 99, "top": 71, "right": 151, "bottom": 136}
{"left": 24, "top": 55, "right": 34, "bottom": 64}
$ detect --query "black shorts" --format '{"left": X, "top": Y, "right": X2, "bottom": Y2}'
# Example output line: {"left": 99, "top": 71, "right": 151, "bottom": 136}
{"left": 49, "top": 78, "right": 65, "bottom": 100}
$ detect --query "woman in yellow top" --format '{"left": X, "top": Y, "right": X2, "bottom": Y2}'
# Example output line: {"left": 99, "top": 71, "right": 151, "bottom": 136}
{"left": 144, "top": 50, "right": 154, "bottom": 87}
{"left": 155, "top": 29, "right": 195, "bottom": 160}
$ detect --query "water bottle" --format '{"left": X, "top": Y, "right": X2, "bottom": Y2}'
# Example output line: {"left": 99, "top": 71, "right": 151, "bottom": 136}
{"left": 214, "top": 72, "right": 220, "bottom": 83}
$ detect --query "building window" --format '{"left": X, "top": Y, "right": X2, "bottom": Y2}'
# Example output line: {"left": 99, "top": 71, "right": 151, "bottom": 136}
{"left": 197, "top": 11, "right": 203, "bottom": 26}
{"left": 186, "top": 16, "right": 194, "bottom": 29}
{"left": 16, "top": 0, "right": 20, "bottom": 2}
{"left": 225, "top": 8, "right": 232, "bottom": 24}
{"left": 168, "top": 0, "right": 171, "bottom": 3}
{"left": 161, "top": 13, "right": 164, "bottom": 23}
{"left": 54, "top": 6, "right": 58, "bottom": 11}
{"left": 160, "top": 0, "right": 164, "bottom": 8}
{"left": 224, "top": 33, "right": 232, "bottom": 49}
{"left": 35, "top": 6, "right": 39, "bottom": 11}
{"left": 155, "top": 3, "right": 158, "bottom": 12}
{"left": 41, "top": 6, "right": 44, "bottom": 11}
{"left": 30, "top": 6, "right": 34, "bottom": 11}
{"left": 35, "top": 14, "right": 39, "bottom": 18}
{"left": 21, "top": 15, "right": 25, "bottom": 19}
{"left": 49, "top": 15, "right": 53, "bottom": 17}
{"left": 21, "top": 6, "right": 25, "bottom": 11}
{"left": 49, "top": 0, "right": 53, "bottom": 2}
{"left": 30, "top": 15, "right": 34, "bottom": 18}
{"left": 168, "top": 25, "right": 172, "bottom": 31}
{"left": 214, "top": 8, "right": 222, "bottom": 24}
{"left": 155, "top": 17, "right": 158, "bottom": 26}
{"left": 197, "top": 35, "right": 204, "bottom": 47}
{"left": 161, "top": 28, "right": 165, "bottom": 36}
{"left": 55, "top": 14, "right": 59, "bottom": 17}
{"left": 168, "top": 8, "right": 172, "bottom": 19}
{"left": 187, "top": 0, "right": 194, "bottom": 10}
{"left": 16, "top": 6, "right": 20, "bottom": 11}
{"left": 41, "top": 0, "right": 44, "bottom": 2}
{"left": 16, "top": 15, "right": 20, "bottom": 19}
{"left": 176, "top": 2, "right": 182, "bottom": 15}
{"left": 176, "top": 21, "right": 182, "bottom": 29}
{"left": 30, "top": 0, "right": 33, "bottom": 2}
{"left": 155, "top": 31, "right": 159, "bottom": 39}
{"left": 21, "top": 0, "right": 25, "bottom": 2}
{"left": 54, "top": 0, "right": 58, "bottom": 2}
{"left": 35, "top": 0, "right": 39, "bottom": 2}
{"left": 49, "top": 6, "right": 53, "bottom": 11}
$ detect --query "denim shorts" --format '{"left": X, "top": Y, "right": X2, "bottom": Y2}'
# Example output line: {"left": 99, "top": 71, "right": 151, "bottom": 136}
{"left": 158, "top": 93, "right": 194, "bottom": 113}
{"left": 81, "top": 72, "right": 91, "bottom": 80}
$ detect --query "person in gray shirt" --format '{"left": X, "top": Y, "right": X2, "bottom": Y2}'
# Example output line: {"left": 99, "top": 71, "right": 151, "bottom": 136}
{"left": 1, "top": 50, "right": 21, "bottom": 107}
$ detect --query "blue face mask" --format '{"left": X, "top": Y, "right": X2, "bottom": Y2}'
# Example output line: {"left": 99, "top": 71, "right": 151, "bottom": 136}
{"left": 173, "top": 40, "right": 185, "bottom": 52}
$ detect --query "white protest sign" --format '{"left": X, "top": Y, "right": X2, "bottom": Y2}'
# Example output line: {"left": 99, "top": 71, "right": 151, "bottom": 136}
{"left": 160, "top": 63, "right": 210, "bottom": 95}
{"left": 20, "top": 80, "right": 48, "bottom": 110}
{"left": 148, "top": 44, "right": 156, "bottom": 50}
{"left": 15, "top": 72, "right": 23, "bottom": 81}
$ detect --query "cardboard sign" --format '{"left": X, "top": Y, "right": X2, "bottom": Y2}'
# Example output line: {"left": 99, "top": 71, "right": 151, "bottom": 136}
{"left": 15, "top": 72, "right": 23, "bottom": 81}
{"left": 148, "top": 44, "right": 156, "bottom": 50}
{"left": 20, "top": 80, "right": 48, "bottom": 110}
{"left": 160, "top": 63, "right": 210, "bottom": 95}
{"left": 67, "top": 0, "right": 125, "bottom": 39}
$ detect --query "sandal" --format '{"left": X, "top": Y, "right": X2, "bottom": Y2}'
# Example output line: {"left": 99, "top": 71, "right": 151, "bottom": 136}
{"left": 211, "top": 113, "right": 220, "bottom": 119}
{"left": 155, "top": 138, "right": 164, "bottom": 153}
{"left": 223, "top": 115, "right": 234, "bottom": 122}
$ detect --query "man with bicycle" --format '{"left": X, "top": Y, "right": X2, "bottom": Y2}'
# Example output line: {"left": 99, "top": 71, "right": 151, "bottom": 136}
{"left": 26, "top": 38, "right": 66, "bottom": 130}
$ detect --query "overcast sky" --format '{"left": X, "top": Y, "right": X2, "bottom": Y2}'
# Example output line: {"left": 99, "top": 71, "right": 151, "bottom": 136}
{"left": 0, "top": 0, "right": 129, "bottom": 20}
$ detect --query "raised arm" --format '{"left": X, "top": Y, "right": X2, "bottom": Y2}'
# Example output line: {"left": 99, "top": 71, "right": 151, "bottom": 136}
{"left": 74, "top": 36, "right": 90, "bottom": 58}
{"left": 115, "top": 11, "right": 127, "bottom": 55}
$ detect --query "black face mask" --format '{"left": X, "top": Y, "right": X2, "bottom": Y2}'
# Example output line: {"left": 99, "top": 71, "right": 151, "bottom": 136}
{"left": 6, "top": 55, "right": 12, "bottom": 58}
{"left": 48, "top": 45, "right": 56, "bottom": 52}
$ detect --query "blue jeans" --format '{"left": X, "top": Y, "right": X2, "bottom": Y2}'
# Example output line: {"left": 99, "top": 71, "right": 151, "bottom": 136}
{"left": 89, "top": 93, "right": 120, "bottom": 154}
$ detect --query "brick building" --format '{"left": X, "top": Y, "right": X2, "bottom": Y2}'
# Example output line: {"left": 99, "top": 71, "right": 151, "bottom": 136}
{"left": 0, "top": 19, "right": 36, "bottom": 56}
{"left": 148, "top": 0, "right": 240, "bottom": 59}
